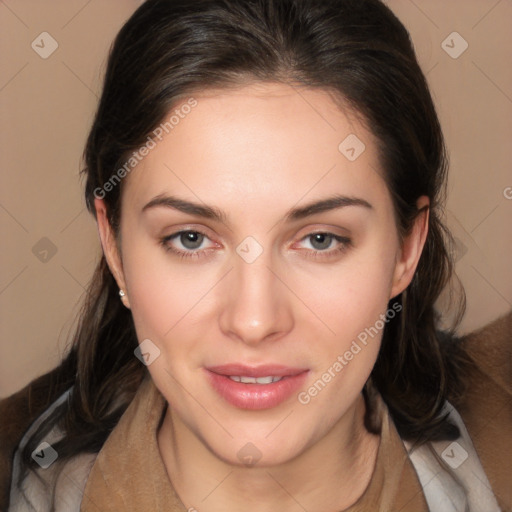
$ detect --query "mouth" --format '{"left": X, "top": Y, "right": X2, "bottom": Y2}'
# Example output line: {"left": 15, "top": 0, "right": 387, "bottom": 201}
{"left": 205, "top": 364, "right": 309, "bottom": 410}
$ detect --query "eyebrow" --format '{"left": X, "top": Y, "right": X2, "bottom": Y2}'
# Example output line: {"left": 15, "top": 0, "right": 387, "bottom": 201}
{"left": 141, "top": 193, "right": 372, "bottom": 223}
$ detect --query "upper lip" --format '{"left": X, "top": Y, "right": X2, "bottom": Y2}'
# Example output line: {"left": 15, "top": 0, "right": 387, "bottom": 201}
{"left": 206, "top": 364, "right": 308, "bottom": 378}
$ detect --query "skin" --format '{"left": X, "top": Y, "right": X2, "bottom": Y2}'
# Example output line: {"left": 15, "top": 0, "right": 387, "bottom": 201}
{"left": 95, "top": 82, "right": 429, "bottom": 512}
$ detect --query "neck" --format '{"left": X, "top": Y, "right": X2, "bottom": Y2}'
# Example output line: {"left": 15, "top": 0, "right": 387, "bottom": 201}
{"left": 157, "top": 393, "right": 381, "bottom": 512}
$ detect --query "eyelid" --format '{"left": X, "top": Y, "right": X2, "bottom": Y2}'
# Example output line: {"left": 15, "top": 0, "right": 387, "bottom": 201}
{"left": 290, "top": 222, "right": 351, "bottom": 243}
{"left": 295, "top": 221, "right": 352, "bottom": 235}
{"left": 160, "top": 222, "right": 218, "bottom": 237}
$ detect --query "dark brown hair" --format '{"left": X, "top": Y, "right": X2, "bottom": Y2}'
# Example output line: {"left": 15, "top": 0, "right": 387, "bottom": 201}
{"left": 18, "top": 0, "right": 470, "bottom": 499}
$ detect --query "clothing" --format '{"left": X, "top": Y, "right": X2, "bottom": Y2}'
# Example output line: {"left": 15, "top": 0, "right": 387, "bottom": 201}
{"left": 73, "top": 378, "right": 431, "bottom": 511}
{"left": 9, "top": 376, "right": 431, "bottom": 512}
{"left": 1, "top": 311, "right": 511, "bottom": 511}
{"left": 67, "top": 378, "right": 503, "bottom": 512}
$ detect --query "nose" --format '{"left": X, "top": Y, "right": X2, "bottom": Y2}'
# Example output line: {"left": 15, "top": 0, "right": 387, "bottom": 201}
{"left": 218, "top": 253, "right": 294, "bottom": 346}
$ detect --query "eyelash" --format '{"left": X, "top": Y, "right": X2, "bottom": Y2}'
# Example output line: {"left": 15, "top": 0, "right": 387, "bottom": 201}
{"left": 160, "top": 230, "right": 352, "bottom": 261}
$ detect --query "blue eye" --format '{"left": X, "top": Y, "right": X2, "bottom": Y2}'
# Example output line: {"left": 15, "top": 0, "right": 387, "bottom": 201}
{"left": 178, "top": 231, "right": 205, "bottom": 250}
{"left": 308, "top": 233, "right": 336, "bottom": 250}
{"left": 160, "top": 230, "right": 214, "bottom": 259}
{"left": 297, "top": 232, "right": 352, "bottom": 260}
{"left": 160, "top": 230, "right": 351, "bottom": 262}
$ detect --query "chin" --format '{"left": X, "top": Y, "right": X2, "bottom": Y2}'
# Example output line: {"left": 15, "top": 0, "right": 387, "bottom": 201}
{"left": 207, "top": 431, "right": 310, "bottom": 469}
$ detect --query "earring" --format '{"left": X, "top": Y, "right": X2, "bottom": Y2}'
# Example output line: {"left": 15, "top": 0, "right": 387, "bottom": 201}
{"left": 119, "top": 289, "right": 130, "bottom": 309}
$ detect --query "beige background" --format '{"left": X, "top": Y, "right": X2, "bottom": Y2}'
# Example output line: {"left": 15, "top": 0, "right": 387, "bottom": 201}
{"left": 1, "top": 0, "right": 511, "bottom": 398}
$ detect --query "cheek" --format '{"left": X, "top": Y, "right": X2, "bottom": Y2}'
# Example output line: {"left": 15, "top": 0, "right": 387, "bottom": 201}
{"left": 295, "top": 245, "right": 397, "bottom": 344}
{"left": 290, "top": 241, "right": 398, "bottom": 408}
{"left": 121, "top": 217, "right": 399, "bottom": 356}
{"left": 121, "top": 239, "right": 193, "bottom": 337}
{"left": 293, "top": 256, "right": 396, "bottom": 417}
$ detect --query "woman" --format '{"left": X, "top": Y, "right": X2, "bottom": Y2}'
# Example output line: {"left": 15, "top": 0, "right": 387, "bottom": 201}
{"left": 1, "top": 0, "right": 510, "bottom": 510}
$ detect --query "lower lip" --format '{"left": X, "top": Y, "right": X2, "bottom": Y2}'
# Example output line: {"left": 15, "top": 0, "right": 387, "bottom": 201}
{"left": 205, "top": 370, "right": 309, "bottom": 410}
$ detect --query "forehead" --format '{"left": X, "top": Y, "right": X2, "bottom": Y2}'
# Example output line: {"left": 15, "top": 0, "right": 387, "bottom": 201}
{"left": 122, "top": 82, "right": 388, "bottom": 216}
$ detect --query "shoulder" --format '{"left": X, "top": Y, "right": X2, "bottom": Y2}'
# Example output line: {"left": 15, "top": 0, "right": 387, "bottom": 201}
{"left": 457, "top": 310, "right": 512, "bottom": 429}
{"left": 399, "top": 312, "right": 511, "bottom": 511}
{"left": 8, "top": 451, "right": 96, "bottom": 512}
{"left": 459, "top": 311, "right": 512, "bottom": 394}
{"left": 0, "top": 368, "right": 72, "bottom": 511}
{"left": 455, "top": 311, "right": 512, "bottom": 510}
{"left": 3, "top": 384, "right": 97, "bottom": 512}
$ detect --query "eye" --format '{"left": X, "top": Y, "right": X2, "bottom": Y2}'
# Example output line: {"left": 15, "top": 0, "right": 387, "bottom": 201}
{"left": 160, "top": 229, "right": 351, "bottom": 261}
{"left": 176, "top": 231, "right": 206, "bottom": 250}
{"left": 295, "top": 232, "right": 352, "bottom": 259}
{"left": 160, "top": 230, "right": 217, "bottom": 259}
{"left": 305, "top": 233, "right": 336, "bottom": 250}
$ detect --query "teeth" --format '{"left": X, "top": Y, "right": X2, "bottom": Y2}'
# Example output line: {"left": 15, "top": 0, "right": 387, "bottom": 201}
{"left": 228, "top": 376, "right": 283, "bottom": 384}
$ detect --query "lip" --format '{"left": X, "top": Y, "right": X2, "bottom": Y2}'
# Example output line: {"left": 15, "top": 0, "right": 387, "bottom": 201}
{"left": 205, "top": 364, "right": 309, "bottom": 410}
{"left": 207, "top": 364, "right": 308, "bottom": 378}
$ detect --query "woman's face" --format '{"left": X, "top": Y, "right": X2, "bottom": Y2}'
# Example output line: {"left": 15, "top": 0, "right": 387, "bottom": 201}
{"left": 97, "top": 82, "right": 426, "bottom": 466}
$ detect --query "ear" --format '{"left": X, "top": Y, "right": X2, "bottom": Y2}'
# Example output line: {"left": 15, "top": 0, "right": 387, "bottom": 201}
{"left": 95, "top": 198, "right": 131, "bottom": 309}
{"left": 389, "top": 196, "right": 429, "bottom": 299}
